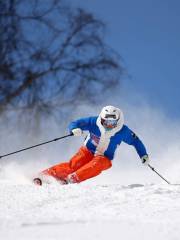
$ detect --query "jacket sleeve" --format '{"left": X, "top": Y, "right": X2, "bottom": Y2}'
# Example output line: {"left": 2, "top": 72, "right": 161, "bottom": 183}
{"left": 68, "top": 117, "right": 92, "bottom": 133}
{"left": 122, "top": 126, "right": 148, "bottom": 158}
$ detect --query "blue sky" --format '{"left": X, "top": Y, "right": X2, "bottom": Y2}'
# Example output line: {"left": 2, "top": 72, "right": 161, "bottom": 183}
{"left": 70, "top": 0, "right": 180, "bottom": 119}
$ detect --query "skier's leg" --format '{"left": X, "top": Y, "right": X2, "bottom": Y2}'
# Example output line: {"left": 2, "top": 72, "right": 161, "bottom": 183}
{"left": 69, "top": 146, "right": 94, "bottom": 170}
{"left": 42, "top": 162, "right": 72, "bottom": 182}
{"left": 41, "top": 146, "right": 93, "bottom": 182}
{"left": 67, "top": 155, "right": 112, "bottom": 183}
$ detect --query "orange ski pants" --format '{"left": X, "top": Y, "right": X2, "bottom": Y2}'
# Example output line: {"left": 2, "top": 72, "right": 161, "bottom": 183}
{"left": 42, "top": 146, "right": 112, "bottom": 183}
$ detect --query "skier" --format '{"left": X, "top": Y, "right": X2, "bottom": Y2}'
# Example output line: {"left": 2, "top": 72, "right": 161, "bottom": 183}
{"left": 33, "top": 105, "right": 149, "bottom": 185}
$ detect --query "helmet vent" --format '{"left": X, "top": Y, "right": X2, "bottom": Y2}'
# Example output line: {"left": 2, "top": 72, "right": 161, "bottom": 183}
{"left": 105, "top": 114, "right": 116, "bottom": 119}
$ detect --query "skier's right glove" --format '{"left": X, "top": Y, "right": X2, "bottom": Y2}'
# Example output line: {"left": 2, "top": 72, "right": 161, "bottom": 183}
{"left": 141, "top": 155, "right": 150, "bottom": 166}
{"left": 71, "top": 128, "right": 83, "bottom": 136}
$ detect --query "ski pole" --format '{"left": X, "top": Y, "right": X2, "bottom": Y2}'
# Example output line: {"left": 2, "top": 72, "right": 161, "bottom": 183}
{"left": 148, "top": 164, "right": 171, "bottom": 184}
{"left": 0, "top": 133, "right": 73, "bottom": 159}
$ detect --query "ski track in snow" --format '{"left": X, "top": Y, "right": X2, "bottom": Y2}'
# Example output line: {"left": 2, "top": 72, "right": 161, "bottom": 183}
{"left": 0, "top": 180, "right": 180, "bottom": 240}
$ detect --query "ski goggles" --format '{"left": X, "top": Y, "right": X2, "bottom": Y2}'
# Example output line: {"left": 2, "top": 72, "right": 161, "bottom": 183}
{"left": 101, "top": 118, "right": 118, "bottom": 129}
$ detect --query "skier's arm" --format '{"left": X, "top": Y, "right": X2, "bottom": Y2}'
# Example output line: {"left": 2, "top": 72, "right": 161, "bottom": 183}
{"left": 68, "top": 117, "right": 92, "bottom": 135}
{"left": 123, "top": 126, "right": 148, "bottom": 160}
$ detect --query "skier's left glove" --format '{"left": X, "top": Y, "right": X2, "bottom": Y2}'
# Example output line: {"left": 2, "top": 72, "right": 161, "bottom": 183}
{"left": 141, "top": 155, "right": 150, "bottom": 166}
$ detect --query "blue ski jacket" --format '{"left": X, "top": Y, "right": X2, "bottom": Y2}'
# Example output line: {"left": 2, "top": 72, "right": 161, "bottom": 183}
{"left": 69, "top": 116, "right": 147, "bottom": 160}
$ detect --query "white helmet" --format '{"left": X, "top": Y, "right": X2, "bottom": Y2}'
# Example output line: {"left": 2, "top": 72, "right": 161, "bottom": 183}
{"left": 99, "top": 105, "right": 124, "bottom": 130}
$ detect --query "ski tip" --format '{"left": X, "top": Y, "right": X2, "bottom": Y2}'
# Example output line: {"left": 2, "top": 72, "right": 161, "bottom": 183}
{"left": 33, "top": 178, "right": 42, "bottom": 186}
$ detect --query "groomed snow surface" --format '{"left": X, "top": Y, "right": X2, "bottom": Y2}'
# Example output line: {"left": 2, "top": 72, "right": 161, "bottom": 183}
{"left": 1, "top": 177, "right": 180, "bottom": 240}
{"left": 1, "top": 102, "right": 180, "bottom": 240}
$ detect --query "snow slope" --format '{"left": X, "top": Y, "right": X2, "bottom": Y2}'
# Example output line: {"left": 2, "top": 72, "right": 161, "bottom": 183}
{"left": 0, "top": 102, "right": 180, "bottom": 240}
{"left": 0, "top": 179, "right": 180, "bottom": 240}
